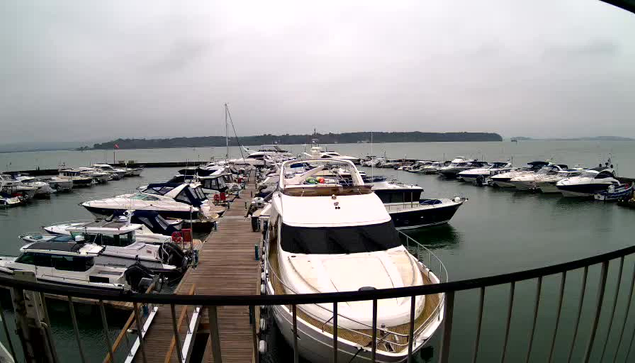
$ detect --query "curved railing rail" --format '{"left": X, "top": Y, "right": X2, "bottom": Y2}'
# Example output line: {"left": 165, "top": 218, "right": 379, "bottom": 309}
{"left": 0, "top": 244, "right": 633, "bottom": 363}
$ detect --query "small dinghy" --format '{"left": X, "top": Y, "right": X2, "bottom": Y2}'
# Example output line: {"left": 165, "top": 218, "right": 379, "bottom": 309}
{"left": 594, "top": 184, "right": 633, "bottom": 202}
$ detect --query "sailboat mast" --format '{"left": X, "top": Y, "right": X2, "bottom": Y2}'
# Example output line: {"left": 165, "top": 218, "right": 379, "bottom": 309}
{"left": 225, "top": 103, "right": 229, "bottom": 160}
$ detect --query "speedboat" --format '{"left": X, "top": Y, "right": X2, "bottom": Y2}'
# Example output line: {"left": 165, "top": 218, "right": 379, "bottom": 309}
{"left": 264, "top": 159, "right": 445, "bottom": 362}
{"left": 0, "top": 242, "right": 154, "bottom": 291}
{"left": 556, "top": 168, "right": 621, "bottom": 197}
{"left": 40, "top": 217, "right": 173, "bottom": 244}
{"left": 20, "top": 221, "right": 187, "bottom": 274}
{"left": 416, "top": 161, "right": 446, "bottom": 175}
{"left": 82, "top": 183, "right": 224, "bottom": 228}
{"left": 437, "top": 158, "right": 487, "bottom": 179}
{"left": 535, "top": 168, "right": 585, "bottom": 194}
{"left": 457, "top": 162, "right": 513, "bottom": 183}
{"left": 59, "top": 169, "right": 94, "bottom": 187}
{"left": 365, "top": 176, "right": 466, "bottom": 229}
{"left": 489, "top": 161, "right": 549, "bottom": 188}
{"left": 0, "top": 174, "right": 38, "bottom": 200}
{"left": 509, "top": 164, "right": 571, "bottom": 191}
{"left": 41, "top": 176, "right": 73, "bottom": 192}
{"left": 92, "top": 163, "right": 127, "bottom": 180}
{"left": 0, "top": 194, "right": 25, "bottom": 207}
{"left": 78, "top": 167, "right": 111, "bottom": 183}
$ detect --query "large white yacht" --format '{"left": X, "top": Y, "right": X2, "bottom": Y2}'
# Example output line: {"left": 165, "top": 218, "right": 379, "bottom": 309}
{"left": 556, "top": 168, "right": 621, "bottom": 197}
{"left": 82, "top": 183, "right": 224, "bottom": 227}
{"left": 264, "top": 159, "right": 445, "bottom": 362}
{"left": 437, "top": 157, "right": 487, "bottom": 178}
{"left": 457, "top": 162, "right": 513, "bottom": 183}
{"left": 92, "top": 163, "right": 127, "bottom": 180}
{"left": 489, "top": 161, "right": 549, "bottom": 188}
{"left": 509, "top": 164, "right": 571, "bottom": 191}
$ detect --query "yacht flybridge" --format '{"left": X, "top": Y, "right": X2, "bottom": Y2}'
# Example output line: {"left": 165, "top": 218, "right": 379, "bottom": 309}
{"left": 264, "top": 159, "right": 445, "bottom": 362}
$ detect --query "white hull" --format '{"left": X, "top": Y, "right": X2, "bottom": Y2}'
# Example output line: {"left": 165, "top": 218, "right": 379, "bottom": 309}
{"left": 559, "top": 189, "right": 594, "bottom": 198}
{"left": 491, "top": 181, "right": 516, "bottom": 188}
{"left": 510, "top": 180, "right": 534, "bottom": 191}
{"left": 266, "top": 281, "right": 442, "bottom": 363}
{"left": 537, "top": 182, "right": 560, "bottom": 194}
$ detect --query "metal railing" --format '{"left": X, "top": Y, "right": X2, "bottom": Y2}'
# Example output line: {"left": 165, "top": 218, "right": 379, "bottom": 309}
{"left": 0, "top": 245, "right": 633, "bottom": 363}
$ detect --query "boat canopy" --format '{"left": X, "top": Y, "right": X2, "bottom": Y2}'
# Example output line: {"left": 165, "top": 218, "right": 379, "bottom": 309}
{"left": 280, "top": 221, "right": 401, "bottom": 254}
{"left": 143, "top": 183, "right": 207, "bottom": 206}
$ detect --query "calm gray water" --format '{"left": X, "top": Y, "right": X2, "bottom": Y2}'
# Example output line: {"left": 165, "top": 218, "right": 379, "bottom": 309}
{"left": 0, "top": 141, "right": 634, "bottom": 362}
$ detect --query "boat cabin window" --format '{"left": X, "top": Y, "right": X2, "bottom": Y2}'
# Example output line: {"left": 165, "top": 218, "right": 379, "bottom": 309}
{"left": 51, "top": 255, "right": 94, "bottom": 271}
{"left": 15, "top": 253, "right": 94, "bottom": 271}
{"left": 132, "top": 193, "right": 160, "bottom": 201}
{"left": 280, "top": 221, "right": 401, "bottom": 254}
{"left": 86, "top": 232, "right": 135, "bottom": 247}
{"left": 596, "top": 171, "right": 615, "bottom": 179}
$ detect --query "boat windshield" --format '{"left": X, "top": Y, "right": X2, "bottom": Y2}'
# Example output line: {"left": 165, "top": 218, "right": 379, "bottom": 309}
{"left": 131, "top": 193, "right": 160, "bottom": 201}
{"left": 16, "top": 253, "right": 95, "bottom": 271}
{"left": 280, "top": 221, "right": 401, "bottom": 254}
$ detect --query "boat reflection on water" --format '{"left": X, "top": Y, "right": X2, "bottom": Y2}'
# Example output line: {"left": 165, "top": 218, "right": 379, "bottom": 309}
{"left": 401, "top": 224, "right": 461, "bottom": 250}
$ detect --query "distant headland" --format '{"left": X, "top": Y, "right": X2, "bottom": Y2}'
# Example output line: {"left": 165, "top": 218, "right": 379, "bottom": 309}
{"left": 88, "top": 132, "right": 503, "bottom": 150}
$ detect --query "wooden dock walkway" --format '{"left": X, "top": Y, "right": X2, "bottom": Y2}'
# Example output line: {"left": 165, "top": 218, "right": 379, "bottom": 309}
{"left": 132, "top": 181, "right": 261, "bottom": 363}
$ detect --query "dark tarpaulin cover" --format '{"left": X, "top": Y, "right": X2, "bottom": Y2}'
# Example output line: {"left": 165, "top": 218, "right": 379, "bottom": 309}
{"left": 281, "top": 221, "right": 401, "bottom": 254}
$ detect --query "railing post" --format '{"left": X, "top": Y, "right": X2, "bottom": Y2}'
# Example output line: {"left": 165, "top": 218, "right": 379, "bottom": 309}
{"left": 500, "top": 282, "right": 516, "bottom": 363}
{"left": 613, "top": 263, "right": 635, "bottom": 363}
{"left": 332, "top": 302, "right": 338, "bottom": 363}
{"left": 438, "top": 291, "right": 455, "bottom": 363}
{"left": 567, "top": 266, "right": 589, "bottom": 363}
{"left": 68, "top": 296, "right": 87, "bottom": 363}
{"left": 132, "top": 302, "right": 148, "bottom": 363}
{"left": 407, "top": 295, "right": 416, "bottom": 363}
{"left": 292, "top": 304, "right": 299, "bottom": 363}
{"left": 371, "top": 298, "right": 378, "bottom": 363}
{"left": 98, "top": 300, "right": 115, "bottom": 363}
{"left": 208, "top": 306, "right": 223, "bottom": 363}
{"left": 471, "top": 287, "right": 485, "bottom": 363}
{"left": 170, "top": 304, "right": 185, "bottom": 363}
{"left": 599, "top": 257, "right": 624, "bottom": 361}
{"left": 525, "top": 277, "right": 542, "bottom": 363}
{"left": 548, "top": 271, "right": 567, "bottom": 363}
{"left": 0, "top": 299, "right": 17, "bottom": 361}
{"left": 582, "top": 261, "right": 609, "bottom": 363}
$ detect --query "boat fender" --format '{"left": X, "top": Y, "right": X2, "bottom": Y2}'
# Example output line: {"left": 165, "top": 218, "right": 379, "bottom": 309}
{"left": 260, "top": 283, "right": 266, "bottom": 295}
{"left": 261, "top": 272, "right": 266, "bottom": 281}
{"left": 258, "top": 340, "right": 267, "bottom": 354}
{"left": 260, "top": 318, "right": 267, "bottom": 332}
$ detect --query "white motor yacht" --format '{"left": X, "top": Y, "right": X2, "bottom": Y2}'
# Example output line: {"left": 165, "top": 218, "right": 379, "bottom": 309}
{"left": 0, "top": 242, "right": 154, "bottom": 291}
{"left": 0, "top": 174, "right": 39, "bottom": 200}
{"left": 41, "top": 176, "right": 73, "bottom": 192}
{"left": 82, "top": 183, "right": 224, "bottom": 228}
{"left": 489, "top": 161, "right": 549, "bottom": 188}
{"left": 92, "top": 163, "right": 127, "bottom": 180}
{"left": 556, "top": 168, "right": 621, "bottom": 197}
{"left": 78, "top": 167, "right": 111, "bottom": 183}
{"left": 509, "top": 164, "right": 570, "bottom": 191}
{"left": 437, "top": 158, "right": 487, "bottom": 178}
{"left": 20, "top": 220, "right": 186, "bottom": 274}
{"left": 59, "top": 169, "right": 94, "bottom": 187}
{"left": 264, "top": 159, "right": 445, "bottom": 362}
{"left": 457, "top": 162, "right": 513, "bottom": 183}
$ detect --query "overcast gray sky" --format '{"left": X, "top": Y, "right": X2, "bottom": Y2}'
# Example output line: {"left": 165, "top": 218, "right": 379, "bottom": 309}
{"left": 1, "top": 0, "right": 634, "bottom": 145}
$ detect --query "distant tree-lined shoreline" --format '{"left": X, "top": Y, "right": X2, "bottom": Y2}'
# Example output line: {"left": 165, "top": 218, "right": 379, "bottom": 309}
{"left": 89, "top": 131, "right": 502, "bottom": 150}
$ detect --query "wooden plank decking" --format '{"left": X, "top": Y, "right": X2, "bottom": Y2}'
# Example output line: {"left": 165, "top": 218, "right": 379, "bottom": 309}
{"left": 133, "top": 182, "right": 260, "bottom": 363}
